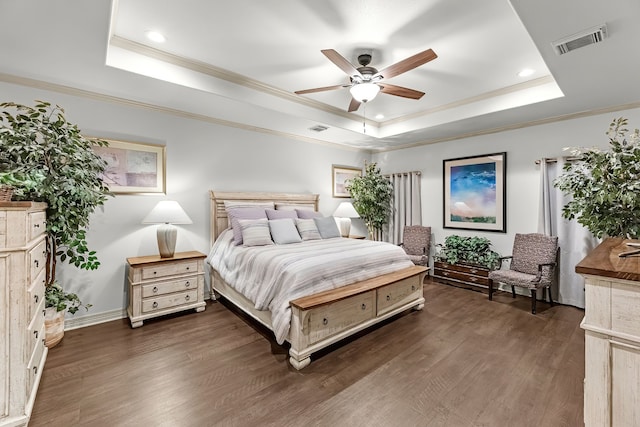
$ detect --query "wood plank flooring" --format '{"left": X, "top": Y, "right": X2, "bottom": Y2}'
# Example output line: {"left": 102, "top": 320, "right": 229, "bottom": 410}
{"left": 29, "top": 280, "right": 585, "bottom": 427}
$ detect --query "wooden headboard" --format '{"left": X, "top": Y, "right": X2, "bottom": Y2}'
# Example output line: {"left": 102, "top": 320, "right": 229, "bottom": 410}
{"left": 209, "top": 190, "right": 320, "bottom": 245}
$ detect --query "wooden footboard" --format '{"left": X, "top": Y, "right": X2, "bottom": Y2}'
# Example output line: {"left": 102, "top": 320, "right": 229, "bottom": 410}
{"left": 211, "top": 265, "right": 427, "bottom": 370}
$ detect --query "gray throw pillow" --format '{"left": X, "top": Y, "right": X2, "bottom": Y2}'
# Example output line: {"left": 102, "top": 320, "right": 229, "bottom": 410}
{"left": 313, "top": 217, "right": 341, "bottom": 239}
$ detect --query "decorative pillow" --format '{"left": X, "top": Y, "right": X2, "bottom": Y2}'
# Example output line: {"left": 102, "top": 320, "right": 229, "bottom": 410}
{"left": 296, "top": 209, "right": 323, "bottom": 219}
{"left": 268, "top": 218, "right": 302, "bottom": 244}
{"left": 266, "top": 208, "right": 298, "bottom": 220}
{"left": 238, "top": 218, "right": 274, "bottom": 247}
{"left": 314, "top": 217, "right": 341, "bottom": 239}
{"left": 227, "top": 207, "right": 268, "bottom": 245}
{"left": 295, "top": 218, "right": 322, "bottom": 241}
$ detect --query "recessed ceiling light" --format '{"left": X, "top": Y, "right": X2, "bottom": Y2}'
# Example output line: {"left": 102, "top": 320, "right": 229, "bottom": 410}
{"left": 375, "top": 114, "right": 385, "bottom": 120}
{"left": 518, "top": 68, "right": 535, "bottom": 77}
{"left": 145, "top": 30, "right": 166, "bottom": 43}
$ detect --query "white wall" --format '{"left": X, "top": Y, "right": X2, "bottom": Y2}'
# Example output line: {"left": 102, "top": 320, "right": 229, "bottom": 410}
{"left": 373, "top": 108, "right": 640, "bottom": 259}
{"left": 1, "top": 81, "right": 370, "bottom": 323}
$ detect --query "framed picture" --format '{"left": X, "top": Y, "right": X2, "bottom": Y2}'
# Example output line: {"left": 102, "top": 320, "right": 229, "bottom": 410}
{"left": 92, "top": 139, "right": 166, "bottom": 194}
{"left": 332, "top": 165, "right": 362, "bottom": 198}
{"left": 443, "top": 152, "right": 506, "bottom": 232}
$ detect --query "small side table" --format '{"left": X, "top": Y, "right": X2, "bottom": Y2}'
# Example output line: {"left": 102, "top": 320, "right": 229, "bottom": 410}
{"left": 127, "top": 251, "right": 207, "bottom": 328}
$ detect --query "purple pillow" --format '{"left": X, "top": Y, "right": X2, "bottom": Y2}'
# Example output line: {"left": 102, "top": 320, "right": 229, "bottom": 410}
{"left": 296, "top": 209, "right": 323, "bottom": 219}
{"left": 266, "top": 208, "right": 298, "bottom": 220}
{"left": 227, "top": 207, "right": 267, "bottom": 245}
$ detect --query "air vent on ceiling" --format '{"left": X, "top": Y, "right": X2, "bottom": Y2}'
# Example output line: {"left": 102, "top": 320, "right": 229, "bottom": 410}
{"left": 552, "top": 24, "right": 608, "bottom": 55}
{"left": 309, "top": 125, "right": 329, "bottom": 132}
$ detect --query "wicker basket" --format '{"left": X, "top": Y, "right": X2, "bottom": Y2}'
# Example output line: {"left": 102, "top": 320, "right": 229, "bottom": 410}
{"left": 0, "top": 185, "right": 14, "bottom": 201}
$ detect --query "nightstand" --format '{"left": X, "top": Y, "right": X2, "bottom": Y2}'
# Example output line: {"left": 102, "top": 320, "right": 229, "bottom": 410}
{"left": 126, "top": 251, "right": 207, "bottom": 328}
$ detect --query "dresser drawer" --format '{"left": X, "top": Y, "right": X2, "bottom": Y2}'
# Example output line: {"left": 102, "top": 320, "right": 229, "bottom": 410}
{"left": 376, "top": 277, "right": 422, "bottom": 316}
{"left": 28, "top": 313, "right": 46, "bottom": 361}
{"left": 27, "top": 332, "right": 46, "bottom": 397}
{"left": 304, "top": 291, "right": 375, "bottom": 345}
{"left": 141, "top": 260, "right": 199, "bottom": 280}
{"left": 141, "top": 276, "right": 199, "bottom": 298}
{"left": 28, "top": 211, "right": 47, "bottom": 241}
{"left": 28, "top": 268, "right": 46, "bottom": 320}
{"left": 28, "top": 239, "right": 47, "bottom": 283}
{"left": 142, "top": 289, "right": 198, "bottom": 313}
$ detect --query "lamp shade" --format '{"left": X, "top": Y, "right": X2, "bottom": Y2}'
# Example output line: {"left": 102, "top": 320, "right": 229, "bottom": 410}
{"left": 349, "top": 82, "right": 381, "bottom": 103}
{"left": 142, "top": 201, "right": 192, "bottom": 224}
{"left": 333, "top": 202, "right": 360, "bottom": 218}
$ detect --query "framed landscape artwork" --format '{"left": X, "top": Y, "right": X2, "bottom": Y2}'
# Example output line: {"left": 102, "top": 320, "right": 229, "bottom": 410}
{"left": 332, "top": 165, "right": 362, "bottom": 198}
{"left": 443, "top": 152, "right": 506, "bottom": 232}
{"left": 92, "top": 139, "right": 166, "bottom": 194}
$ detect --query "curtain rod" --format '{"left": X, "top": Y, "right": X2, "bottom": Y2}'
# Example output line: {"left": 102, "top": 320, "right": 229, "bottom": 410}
{"left": 385, "top": 171, "right": 422, "bottom": 177}
{"left": 534, "top": 156, "right": 582, "bottom": 165}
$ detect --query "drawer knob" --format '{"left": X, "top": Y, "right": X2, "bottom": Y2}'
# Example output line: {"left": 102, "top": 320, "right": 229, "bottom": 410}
{"left": 443, "top": 272, "right": 449, "bottom": 276}
{"left": 152, "top": 301, "right": 158, "bottom": 309}
{"left": 185, "top": 295, "right": 190, "bottom": 301}
{"left": 34, "top": 295, "right": 39, "bottom": 303}
{"left": 186, "top": 266, "right": 190, "bottom": 271}
{"left": 470, "top": 269, "right": 478, "bottom": 274}
{"left": 153, "top": 286, "right": 158, "bottom": 293}
{"left": 185, "top": 281, "right": 190, "bottom": 288}
{"left": 34, "top": 330, "right": 38, "bottom": 339}
{"left": 34, "top": 260, "right": 39, "bottom": 268}
{"left": 43, "top": 309, "right": 46, "bottom": 316}
{"left": 34, "top": 223, "right": 39, "bottom": 228}
{"left": 386, "top": 295, "right": 391, "bottom": 301}
{"left": 322, "top": 318, "right": 328, "bottom": 326}
{"left": 153, "top": 271, "right": 157, "bottom": 275}
{"left": 361, "top": 303, "right": 366, "bottom": 310}
{"left": 470, "top": 277, "right": 477, "bottom": 282}
{"left": 33, "top": 366, "right": 38, "bottom": 375}
{"left": 412, "top": 285, "right": 416, "bottom": 291}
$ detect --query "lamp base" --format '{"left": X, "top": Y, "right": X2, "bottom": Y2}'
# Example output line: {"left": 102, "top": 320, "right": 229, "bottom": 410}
{"left": 157, "top": 223, "right": 177, "bottom": 258}
{"left": 335, "top": 217, "right": 351, "bottom": 238}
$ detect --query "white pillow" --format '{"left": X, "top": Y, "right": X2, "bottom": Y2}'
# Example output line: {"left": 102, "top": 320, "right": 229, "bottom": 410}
{"left": 268, "top": 219, "right": 302, "bottom": 244}
{"left": 295, "top": 218, "right": 322, "bottom": 241}
{"left": 238, "top": 218, "right": 274, "bottom": 247}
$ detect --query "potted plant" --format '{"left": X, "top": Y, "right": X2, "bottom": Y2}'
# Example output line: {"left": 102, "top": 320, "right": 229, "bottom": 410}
{"left": 346, "top": 162, "right": 393, "bottom": 240}
{"left": 554, "top": 117, "right": 640, "bottom": 238}
{"left": 434, "top": 235, "right": 501, "bottom": 270}
{"left": 0, "top": 100, "right": 112, "bottom": 346}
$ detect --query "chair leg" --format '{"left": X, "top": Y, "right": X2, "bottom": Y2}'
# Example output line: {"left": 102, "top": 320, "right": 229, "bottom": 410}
{"left": 488, "top": 279, "right": 493, "bottom": 301}
{"left": 531, "top": 289, "right": 537, "bottom": 314}
{"left": 547, "top": 286, "right": 554, "bottom": 306}
{"left": 511, "top": 285, "right": 516, "bottom": 298}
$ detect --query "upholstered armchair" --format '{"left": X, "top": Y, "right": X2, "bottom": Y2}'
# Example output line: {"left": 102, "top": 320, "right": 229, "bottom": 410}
{"left": 488, "top": 233, "right": 559, "bottom": 314}
{"left": 399, "top": 225, "right": 431, "bottom": 266}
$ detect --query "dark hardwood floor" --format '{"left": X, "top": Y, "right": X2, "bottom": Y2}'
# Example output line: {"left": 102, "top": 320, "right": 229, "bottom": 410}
{"left": 29, "top": 280, "right": 585, "bottom": 427}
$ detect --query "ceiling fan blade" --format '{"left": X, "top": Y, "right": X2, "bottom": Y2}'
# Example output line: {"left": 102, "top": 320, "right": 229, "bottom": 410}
{"left": 348, "top": 98, "right": 361, "bottom": 112}
{"left": 379, "top": 83, "right": 425, "bottom": 99}
{"left": 295, "top": 84, "right": 345, "bottom": 95}
{"left": 375, "top": 48, "right": 437, "bottom": 80}
{"left": 321, "top": 49, "right": 362, "bottom": 77}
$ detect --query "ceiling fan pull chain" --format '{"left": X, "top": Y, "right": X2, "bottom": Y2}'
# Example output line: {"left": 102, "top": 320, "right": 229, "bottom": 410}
{"left": 362, "top": 103, "right": 366, "bottom": 134}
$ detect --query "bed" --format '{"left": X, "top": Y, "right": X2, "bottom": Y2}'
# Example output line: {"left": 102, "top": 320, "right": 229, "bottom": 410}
{"left": 207, "top": 190, "right": 427, "bottom": 369}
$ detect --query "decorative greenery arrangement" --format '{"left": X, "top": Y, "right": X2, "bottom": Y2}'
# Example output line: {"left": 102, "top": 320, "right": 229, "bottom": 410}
{"left": 0, "top": 100, "right": 112, "bottom": 312}
{"left": 44, "top": 283, "right": 92, "bottom": 314}
{"left": 554, "top": 117, "right": 640, "bottom": 238}
{"left": 346, "top": 162, "right": 393, "bottom": 239}
{"left": 434, "top": 235, "right": 501, "bottom": 270}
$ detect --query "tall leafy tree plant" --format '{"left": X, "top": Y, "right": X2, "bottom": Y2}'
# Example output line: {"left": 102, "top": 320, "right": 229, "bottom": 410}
{"left": 554, "top": 117, "right": 640, "bottom": 238}
{"left": 0, "top": 101, "right": 112, "bottom": 309}
{"left": 346, "top": 162, "right": 393, "bottom": 240}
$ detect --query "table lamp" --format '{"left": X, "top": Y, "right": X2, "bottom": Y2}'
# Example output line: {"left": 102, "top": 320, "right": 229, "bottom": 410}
{"left": 142, "top": 200, "right": 192, "bottom": 258}
{"left": 333, "top": 202, "right": 360, "bottom": 237}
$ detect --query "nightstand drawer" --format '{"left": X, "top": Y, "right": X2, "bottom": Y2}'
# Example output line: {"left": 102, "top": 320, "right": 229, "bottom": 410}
{"left": 142, "top": 277, "right": 198, "bottom": 298}
{"left": 141, "top": 260, "right": 199, "bottom": 280}
{"left": 142, "top": 290, "right": 198, "bottom": 313}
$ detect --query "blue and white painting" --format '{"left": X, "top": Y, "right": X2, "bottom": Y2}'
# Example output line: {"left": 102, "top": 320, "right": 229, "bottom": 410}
{"left": 450, "top": 162, "right": 497, "bottom": 224}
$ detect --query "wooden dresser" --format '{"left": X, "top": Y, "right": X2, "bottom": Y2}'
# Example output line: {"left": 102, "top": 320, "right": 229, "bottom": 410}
{"left": 432, "top": 260, "right": 490, "bottom": 291}
{"left": 576, "top": 238, "right": 640, "bottom": 427}
{"left": 127, "top": 251, "right": 206, "bottom": 327}
{"left": 0, "top": 202, "right": 48, "bottom": 427}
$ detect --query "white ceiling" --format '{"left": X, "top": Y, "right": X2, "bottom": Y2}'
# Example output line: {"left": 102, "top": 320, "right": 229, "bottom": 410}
{"left": 1, "top": 0, "right": 639, "bottom": 151}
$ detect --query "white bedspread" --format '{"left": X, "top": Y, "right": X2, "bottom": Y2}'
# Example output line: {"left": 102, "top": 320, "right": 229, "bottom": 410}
{"left": 207, "top": 229, "right": 413, "bottom": 344}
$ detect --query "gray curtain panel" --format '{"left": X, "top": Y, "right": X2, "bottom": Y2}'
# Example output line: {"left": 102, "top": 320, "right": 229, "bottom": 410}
{"left": 387, "top": 171, "right": 422, "bottom": 245}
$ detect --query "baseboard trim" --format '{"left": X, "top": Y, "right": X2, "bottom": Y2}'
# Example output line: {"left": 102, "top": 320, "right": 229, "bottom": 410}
{"left": 64, "top": 308, "right": 127, "bottom": 331}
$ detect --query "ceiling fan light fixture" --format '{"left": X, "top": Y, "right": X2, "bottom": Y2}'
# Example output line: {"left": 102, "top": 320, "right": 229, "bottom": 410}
{"left": 350, "top": 82, "right": 380, "bottom": 103}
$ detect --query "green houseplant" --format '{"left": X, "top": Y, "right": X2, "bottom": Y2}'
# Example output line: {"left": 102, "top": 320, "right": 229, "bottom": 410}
{"left": 554, "top": 117, "right": 640, "bottom": 238}
{"left": 0, "top": 100, "right": 111, "bottom": 344}
{"left": 346, "top": 162, "right": 393, "bottom": 240}
{"left": 434, "top": 235, "right": 501, "bottom": 270}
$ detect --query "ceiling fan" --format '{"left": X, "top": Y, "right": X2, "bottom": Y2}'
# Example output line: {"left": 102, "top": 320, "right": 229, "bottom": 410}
{"left": 295, "top": 48, "right": 438, "bottom": 112}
